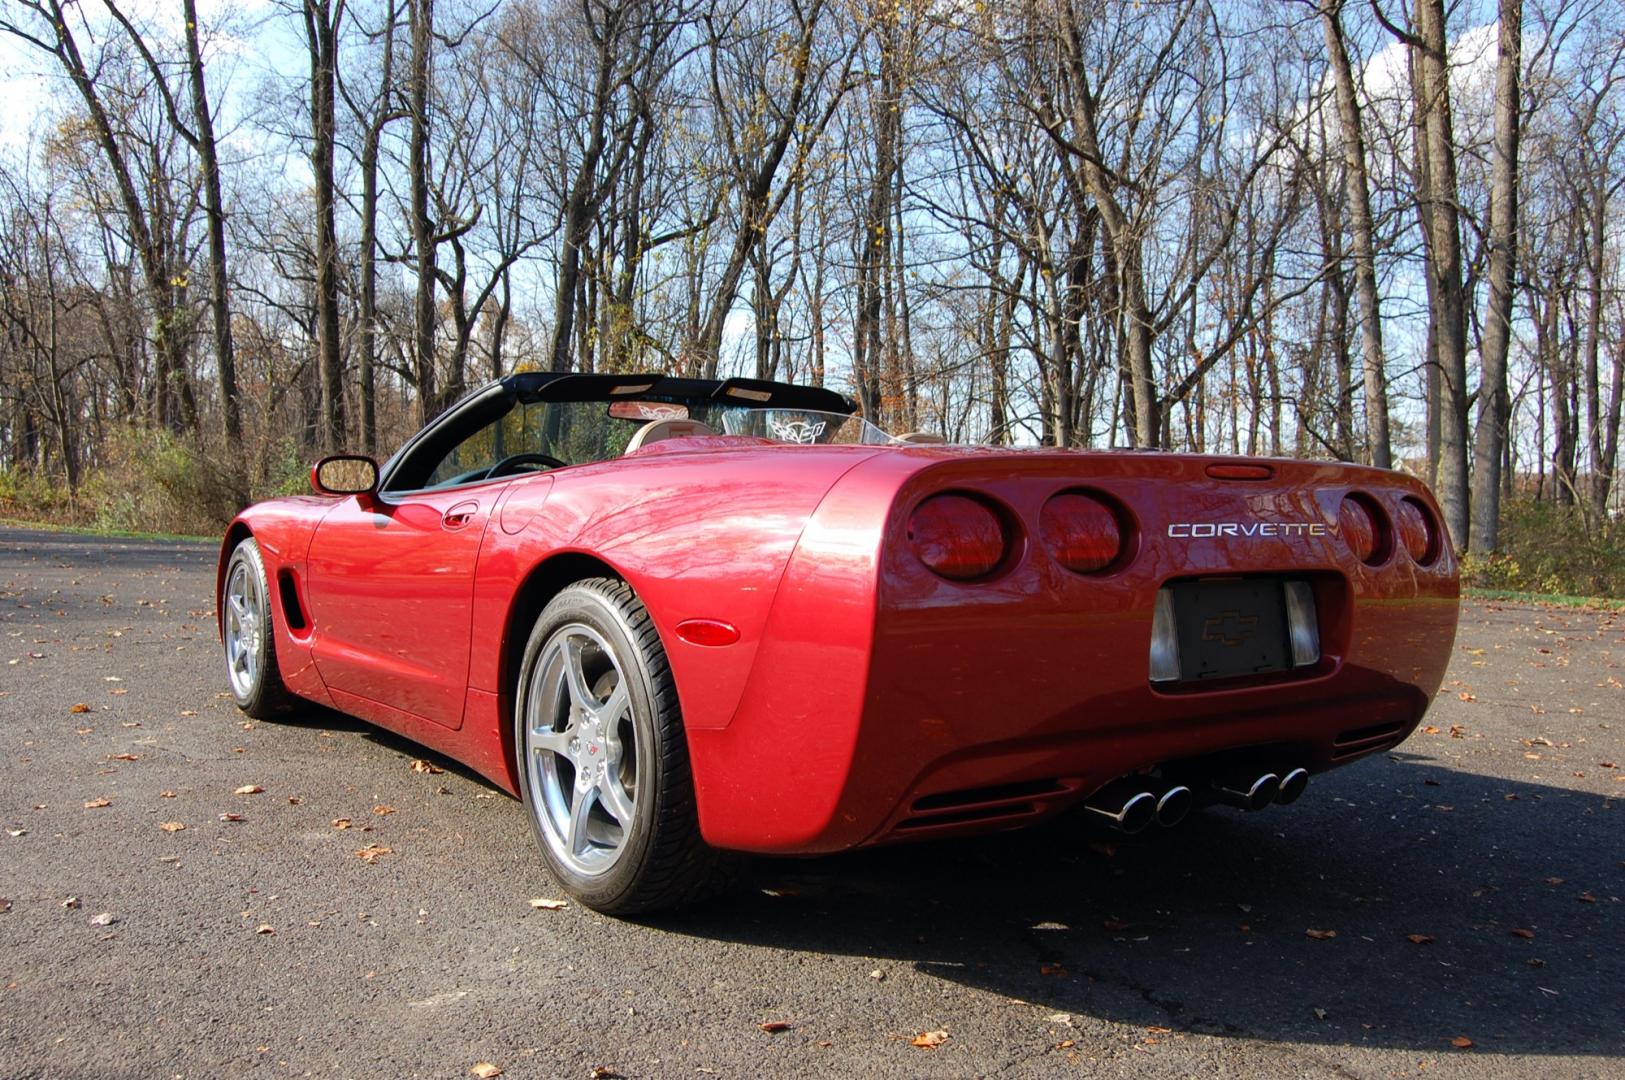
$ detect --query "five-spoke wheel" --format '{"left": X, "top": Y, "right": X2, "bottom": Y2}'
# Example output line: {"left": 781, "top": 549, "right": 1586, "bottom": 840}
{"left": 221, "top": 538, "right": 290, "bottom": 718}
{"left": 515, "top": 578, "right": 729, "bottom": 912}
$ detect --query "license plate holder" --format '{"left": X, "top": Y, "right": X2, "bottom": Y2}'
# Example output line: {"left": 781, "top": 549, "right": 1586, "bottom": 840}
{"left": 1168, "top": 578, "right": 1292, "bottom": 681}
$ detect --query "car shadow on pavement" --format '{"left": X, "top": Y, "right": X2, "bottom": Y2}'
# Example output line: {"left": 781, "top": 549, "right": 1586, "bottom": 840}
{"left": 658, "top": 756, "right": 1624, "bottom": 1057}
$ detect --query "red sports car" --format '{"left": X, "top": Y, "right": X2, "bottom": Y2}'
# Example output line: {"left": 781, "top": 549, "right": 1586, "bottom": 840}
{"left": 219, "top": 372, "right": 1459, "bottom": 912}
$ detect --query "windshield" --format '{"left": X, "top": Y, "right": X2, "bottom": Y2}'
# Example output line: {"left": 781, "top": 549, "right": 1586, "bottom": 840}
{"left": 411, "top": 399, "right": 898, "bottom": 491}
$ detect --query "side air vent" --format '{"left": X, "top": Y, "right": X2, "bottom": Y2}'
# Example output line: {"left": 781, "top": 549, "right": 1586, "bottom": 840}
{"left": 277, "top": 569, "right": 309, "bottom": 632}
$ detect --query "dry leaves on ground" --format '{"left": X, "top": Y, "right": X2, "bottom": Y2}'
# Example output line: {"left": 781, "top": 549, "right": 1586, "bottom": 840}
{"left": 470, "top": 1064, "right": 502, "bottom": 1079}
{"left": 1451, "top": 1036, "right": 1474, "bottom": 1049}
{"left": 354, "top": 845, "right": 392, "bottom": 863}
{"left": 1305, "top": 928, "right": 1337, "bottom": 940}
{"left": 528, "top": 897, "right": 568, "bottom": 910}
{"left": 234, "top": 785, "right": 263, "bottom": 795}
{"left": 69, "top": 703, "right": 91, "bottom": 714}
{"left": 83, "top": 798, "right": 110, "bottom": 809}
{"left": 410, "top": 759, "right": 444, "bottom": 774}
{"left": 910, "top": 1030, "right": 950, "bottom": 1049}
{"left": 758, "top": 1020, "right": 793, "bottom": 1033}
{"left": 159, "top": 822, "right": 185, "bottom": 832}
{"left": 1406, "top": 934, "right": 1435, "bottom": 945}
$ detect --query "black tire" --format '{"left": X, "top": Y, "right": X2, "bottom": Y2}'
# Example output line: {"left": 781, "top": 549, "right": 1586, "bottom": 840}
{"left": 221, "top": 538, "right": 293, "bottom": 719}
{"left": 514, "top": 577, "right": 732, "bottom": 914}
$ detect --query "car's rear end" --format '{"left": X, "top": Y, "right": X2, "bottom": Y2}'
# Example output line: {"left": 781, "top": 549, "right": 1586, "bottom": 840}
{"left": 686, "top": 446, "right": 1458, "bottom": 854}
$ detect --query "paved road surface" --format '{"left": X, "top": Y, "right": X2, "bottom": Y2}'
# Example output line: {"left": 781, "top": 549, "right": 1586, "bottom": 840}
{"left": 0, "top": 526, "right": 1621, "bottom": 1079}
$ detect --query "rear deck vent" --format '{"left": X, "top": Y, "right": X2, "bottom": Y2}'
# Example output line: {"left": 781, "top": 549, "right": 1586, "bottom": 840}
{"left": 911, "top": 778, "right": 1067, "bottom": 813}
{"left": 894, "top": 804, "right": 1041, "bottom": 831}
{"left": 1332, "top": 721, "right": 1407, "bottom": 759}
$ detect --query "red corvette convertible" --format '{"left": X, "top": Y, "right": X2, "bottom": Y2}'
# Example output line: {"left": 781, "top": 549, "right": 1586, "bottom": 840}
{"left": 219, "top": 372, "right": 1459, "bottom": 912}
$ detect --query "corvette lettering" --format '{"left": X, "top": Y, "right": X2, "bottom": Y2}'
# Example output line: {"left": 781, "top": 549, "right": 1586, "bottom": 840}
{"left": 1167, "top": 521, "right": 1337, "bottom": 538}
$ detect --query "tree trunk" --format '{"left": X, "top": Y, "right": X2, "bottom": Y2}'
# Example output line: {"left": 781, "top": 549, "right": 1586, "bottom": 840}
{"left": 1319, "top": 0, "right": 1391, "bottom": 468}
{"left": 183, "top": 0, "right": 239, "bottom": 444}
{"left": 306, "top": 0, "right": 345, "bottom": 450}
{"left": 1469, "top": 0, "right": 1521, "bottom": 553}
{"left": 1411, "top": 0, "right": 1470, "bottom": 549}
{"left": 409, "top": 0, "right": 437, "bottom": 425}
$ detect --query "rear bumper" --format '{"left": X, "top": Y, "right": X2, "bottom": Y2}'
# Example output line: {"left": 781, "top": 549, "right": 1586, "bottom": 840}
{"left": 685, "top": 452, "right": 1459, "bottom": 854}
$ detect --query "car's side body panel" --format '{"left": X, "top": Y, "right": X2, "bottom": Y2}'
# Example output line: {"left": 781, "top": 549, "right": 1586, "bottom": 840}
{"left": 224, "top": 440, "right": 1458, "bottom": 858}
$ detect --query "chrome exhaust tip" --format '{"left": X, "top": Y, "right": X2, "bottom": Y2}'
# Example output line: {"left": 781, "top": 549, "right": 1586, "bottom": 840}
{"left": 1275, "top": 767, "right": 1309, "bottom": 805}
{"left": 1083, "top": 783, "right": 1158, "bottom": 834}
{"left": 1154, "top": 784, "right": 1193, "bottom": 827}
{"left": 1213, "top": 772, "right": 1281, "bottom": 811}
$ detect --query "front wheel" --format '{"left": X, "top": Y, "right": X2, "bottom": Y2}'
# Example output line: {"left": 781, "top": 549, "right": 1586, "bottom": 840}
{"left": 515, "top": 578, "right": 730, "bottom": 913}
{"left": 222, "top": 538, "right": 292, "bottom": 718}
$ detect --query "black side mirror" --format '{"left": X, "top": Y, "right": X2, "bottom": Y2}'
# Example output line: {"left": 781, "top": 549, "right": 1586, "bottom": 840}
{"left": 310, "top": 455, "right": 380, "bottom": 497}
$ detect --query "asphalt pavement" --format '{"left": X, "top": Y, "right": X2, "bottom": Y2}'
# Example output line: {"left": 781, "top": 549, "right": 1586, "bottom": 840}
{"left": 1, "top": 525, "right": 1621, "bottom": 1079}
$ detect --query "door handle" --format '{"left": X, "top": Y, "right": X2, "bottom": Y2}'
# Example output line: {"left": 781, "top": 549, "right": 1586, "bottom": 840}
{"left": 442, "top": 500, "right": 479, "bottom": 530}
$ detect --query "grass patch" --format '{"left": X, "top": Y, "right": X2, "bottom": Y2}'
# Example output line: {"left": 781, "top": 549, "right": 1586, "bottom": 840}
{"left": 0, "top": 516, "right": 214, "bottom": 544}
{"left": 1464, "top": 586, "right": 1625, "bottom": 611}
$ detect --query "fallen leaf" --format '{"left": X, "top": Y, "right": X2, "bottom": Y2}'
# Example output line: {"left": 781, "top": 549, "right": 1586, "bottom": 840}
{"left": 218, "top": 812, "right": 246, "bottom": 822}
{"left": 160, "top": 791, "right": 176, "bottom": 798}
{"left": 528, "top": 897, "right": 568, "bottom": 910}
{"left": 1544, "top": 877, "right": 1565, "bottom": 885}
{"left": 158, "top": 822, "right": 185, "bottom": 833}
{"left": 254, "top": 924, "right": 274, "bottom": 935}
{"left": 87, "top": 912, "right": 117, "bottom": 927}
{"left": 1313, "top": 1008, "right": 1328, "bottom": 1021}
{"left": 1577, "top": 892, "right": 1598, "bottom": 904}
{"left": 83, "top": 798, "right": 110, "bottom": 809}
{"left": 758, "top": 1020, "right": 793, "bottom": 1033}
{"left": 1511, "top": 928, "right": 1536, "bottom": 940}
{"left": 1145, "top": 1026, "right": 1172, "bottom": 1034}
{"left": 1451, "top": 1036, "right": 1474, "bottom": 1049}
{"left": 331, "top": 818, "right": 352, "bottom": 830}
{"left": 870, "top": 969, "right": 886, "bottom": 981}
{"left": 1422, "top": 725, "right": 1441, "bottom": 734}
{"left": 372, "top": 805, "right": 396, "bottom": 815}
{"left": 410, "top": 759, "right": 444, "bottom": 774}
{"left": 588, "top": 1069, "right": 621, "bottom": 1080}
{"left": 910, "top": 1030, "right": 950, "bottom": 1049}
{"left": 470, "top": 1065, "right": 502, "bottom": 1079}
{"left": 234, "top": 785, "right": 263, "bottom": 795}
{"left": 0, "top": 899, "right": 10, "bottom": 914}
{"left": 1406, "top": 934, "right": 1435, "bottom": 945}
{"left": 1039, "top": 963, "right": 1066, "bottom": 976}
{"left": 69, "top": 703, "right": 91, "bottom": 714}
{"left": 1457, "top": 692, "right": 1476, "bottom": 702}
{"left": 110, "top": 753, "right": 139, "bottom": 762}
{"left": 61, "top": 897, "right": 79, "bottom": 909}
{"left": 1305, "top": 928, "right": 1337, "bottom": 940}
{"left": 1102, "top": 917, "right": 1132, "bottom": 931}
{"left": 354, "top": 845, "right": 392, "bottom": 863}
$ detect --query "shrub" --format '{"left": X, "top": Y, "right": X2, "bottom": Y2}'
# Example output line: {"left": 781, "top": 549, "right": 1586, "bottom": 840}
{"left": 1463, "top": 498, "right": 1625, "bottom": 599}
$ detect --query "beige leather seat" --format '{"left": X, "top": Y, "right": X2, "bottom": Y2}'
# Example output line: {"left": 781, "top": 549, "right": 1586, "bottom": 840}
{"left": 624, "top": 418, "right": 719, "bottom": 454}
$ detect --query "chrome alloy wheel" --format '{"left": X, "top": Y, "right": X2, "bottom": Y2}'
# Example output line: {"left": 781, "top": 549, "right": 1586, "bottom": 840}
{"left": 223, "top": 559, "right": 265, "bottom": 699}
{"left": 523, "top": 623, "right": 639, "bottom": 877}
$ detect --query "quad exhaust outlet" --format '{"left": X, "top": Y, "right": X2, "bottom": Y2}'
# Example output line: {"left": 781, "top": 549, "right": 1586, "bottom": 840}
{"left": 1084, "top": 779, "right": 1194, "bottom": 833}
{"left": 1086, "top": 766, "right": 1308, "bottom": 832}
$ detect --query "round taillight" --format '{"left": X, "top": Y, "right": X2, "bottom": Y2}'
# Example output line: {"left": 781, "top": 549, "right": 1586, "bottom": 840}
{"left": 1040, "top": 492, "right": 1124, "bottom": 573}
{"left": 1396, "top": 497, "right": 1439, "bottom": 565}
{"left": 1338, "top": 494, "right": 1388, "bottom": 565}
{"left": 907, "top": 493, "right": 1007, "bottom": 580}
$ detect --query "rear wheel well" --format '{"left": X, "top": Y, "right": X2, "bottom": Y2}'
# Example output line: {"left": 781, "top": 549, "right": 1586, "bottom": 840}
{"left": 500, "top": 553, "right": 625, "bottom": 776}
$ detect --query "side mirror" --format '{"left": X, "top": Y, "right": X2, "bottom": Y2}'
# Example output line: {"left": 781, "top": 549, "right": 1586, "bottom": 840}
{"left": 311, "top": 455, "right": 379, "bottom": 498}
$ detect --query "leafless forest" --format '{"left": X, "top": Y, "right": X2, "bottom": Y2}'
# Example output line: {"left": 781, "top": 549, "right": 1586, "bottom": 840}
{"left": 0, "top": 0, "right": 1621, "bottom": 558}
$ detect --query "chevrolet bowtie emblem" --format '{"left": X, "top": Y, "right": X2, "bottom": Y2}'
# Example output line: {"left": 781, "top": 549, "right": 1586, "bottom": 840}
{"left": 1202, "top": 610, "right": 1259, "bottom": 648}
